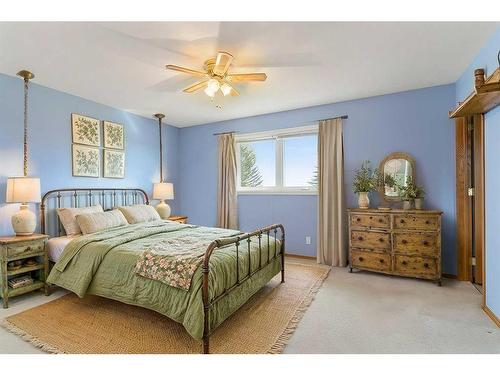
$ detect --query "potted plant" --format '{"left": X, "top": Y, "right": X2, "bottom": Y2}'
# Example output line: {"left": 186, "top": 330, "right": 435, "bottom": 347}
{"left": 414, "top": 185, "right": 425, "bottom": 210}
{"left": 397, "top": 176, "right": 418, "bottom": 210}
{"left": 353, "top": 161, "right": 377, "bottom": 209}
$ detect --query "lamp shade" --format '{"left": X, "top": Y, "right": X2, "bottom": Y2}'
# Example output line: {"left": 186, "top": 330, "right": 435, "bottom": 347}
{"left": 6, "top": 177, "right": 41, "bottom": 203}
{"left": 153, "top": 182, "right": 174, "bottom": 200}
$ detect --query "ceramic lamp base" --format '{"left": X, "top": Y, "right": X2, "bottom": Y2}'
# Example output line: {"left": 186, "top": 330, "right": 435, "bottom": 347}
{"left": 156, "top": 200, "right": 171, "bottom": 220}
{"left": 11, "top": 204, "right": 36, "bottom": 236}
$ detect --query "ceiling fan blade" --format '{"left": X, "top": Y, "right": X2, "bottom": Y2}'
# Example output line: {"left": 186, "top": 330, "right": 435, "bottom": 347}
{"left": 212, "top": 52, "right": 234, "bottom": 76}
{"left": 183, "top": 80, "right": 209, "bottom": 93}
{"left": 230, "top": 86, "right": 239, "bottom": 97}
{"left": 226, "top": 73, "right": 267, "bottom": 82}
{"left": 166, "top": 64, "right": 206, "bottom": 77}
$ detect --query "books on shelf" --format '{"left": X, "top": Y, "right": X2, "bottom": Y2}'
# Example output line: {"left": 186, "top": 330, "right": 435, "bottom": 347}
{"left": 8, "top": 275, "right": 34, "bottom": 289}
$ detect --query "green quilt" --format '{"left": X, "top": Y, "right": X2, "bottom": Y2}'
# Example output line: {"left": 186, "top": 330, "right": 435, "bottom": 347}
{"left": 47, "top": 221, "right": 282, "bottom": 340}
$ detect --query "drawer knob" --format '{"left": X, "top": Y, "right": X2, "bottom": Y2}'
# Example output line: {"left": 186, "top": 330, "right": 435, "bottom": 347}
{"left": 425, "top": 220, "right": 430, "bottom": 224}
{"left": 358, "top": 257, "right": 364, "bottom": 262}
{"left": 423, "top": 240, "right": 429, "bottom": 246}
{"left": 378, "top": 238, "right": 384, "bottom": 242}
{"left": 400, "top": 219, "right": 405, "bottom": 224}
{"left": 356, "top": 218, "right": 361, "bottom": 222}
{"left": 379, "top": 259, "right": 384, "bottom": 263}
{"left": 378, "top": 219, "right": 383, "bottom": 223}
{"left": 402, "top": 239, "right": 408, "bottom": 244}
{"left": 357, "top": 236, "right": 363, "bottom": 241}
{"left": 402, "top": 261, "right": 408, "bottom": 265}
{"left": 424, "top": 263, "right": 429, "bottom": 268}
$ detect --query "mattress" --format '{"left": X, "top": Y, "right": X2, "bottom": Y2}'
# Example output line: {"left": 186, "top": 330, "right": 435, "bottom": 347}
{"left": 47, "top": 236, "right": 77, "bottom": 262}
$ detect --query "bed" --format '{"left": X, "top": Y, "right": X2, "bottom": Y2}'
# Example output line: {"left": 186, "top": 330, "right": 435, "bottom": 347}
{"left": 42, "top": 188, "right": 285, "bottom": 354}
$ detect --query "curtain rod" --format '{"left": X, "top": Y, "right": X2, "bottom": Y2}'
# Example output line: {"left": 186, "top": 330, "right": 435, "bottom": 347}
{"left": 212, "top": 114, "right": 348, "bottom": 136}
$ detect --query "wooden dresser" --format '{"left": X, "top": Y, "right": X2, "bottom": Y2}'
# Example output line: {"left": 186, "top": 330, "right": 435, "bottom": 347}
{"left": 347, "top": 208, "right": 443, "bottom": 285}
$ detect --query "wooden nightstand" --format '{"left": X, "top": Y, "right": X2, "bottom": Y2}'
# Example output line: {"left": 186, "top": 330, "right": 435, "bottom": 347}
{"left": 0, "top": 234, "right": 49, "bottom": 308}
{"left": 168, "top": 216, "right": 188, "bottom": 224}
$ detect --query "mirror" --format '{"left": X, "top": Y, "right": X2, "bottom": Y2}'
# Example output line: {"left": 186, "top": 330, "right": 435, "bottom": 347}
{"left": 379, "top": 152, "right": 416, "bottom": 202}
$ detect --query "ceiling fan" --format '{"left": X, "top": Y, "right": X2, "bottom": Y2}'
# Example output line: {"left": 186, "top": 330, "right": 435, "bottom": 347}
{"left": 166, "top": 51, "right": 267, "bottom": 98}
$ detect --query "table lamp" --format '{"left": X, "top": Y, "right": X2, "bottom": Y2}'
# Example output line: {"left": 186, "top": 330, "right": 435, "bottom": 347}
{"left": 6, "top": 177, "right": 41, "bottom": 235}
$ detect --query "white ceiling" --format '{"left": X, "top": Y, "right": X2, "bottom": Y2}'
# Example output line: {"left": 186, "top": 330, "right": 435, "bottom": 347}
{"left": 0, "top": 22, "right": 497, "bottom": 127}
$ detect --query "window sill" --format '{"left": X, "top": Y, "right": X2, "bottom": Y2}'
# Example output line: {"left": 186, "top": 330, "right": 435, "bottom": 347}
{"left": 237, "top": 190, "right": 318, "bottom": 196}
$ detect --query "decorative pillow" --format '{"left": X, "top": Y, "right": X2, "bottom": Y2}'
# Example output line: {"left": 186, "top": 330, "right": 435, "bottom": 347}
{"left": 76, "top": 210, "right": 128, "bottom": 235}
{"left": 57, "top": 205, "right": 104, "bottom": 236}
{"left": 117, "top": 205, "right": 161, "bottom": 224}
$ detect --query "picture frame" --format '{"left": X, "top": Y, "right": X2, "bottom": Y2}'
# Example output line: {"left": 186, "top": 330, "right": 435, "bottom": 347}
{"left": 103, "top": 149, "right": 125, "bottom": 179}
{"left": 71, "top": 113, "right": 101, "bottom": 147}
{"left": 72, "top": 144, "right": 100, "bottom": 178}
{"left": 103, "top": 121, "right": 125, "bottom": 149}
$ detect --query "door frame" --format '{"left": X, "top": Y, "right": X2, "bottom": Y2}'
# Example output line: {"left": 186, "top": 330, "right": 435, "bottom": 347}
{"left": 455, "top": 115, "right": 485, "bottom": 297}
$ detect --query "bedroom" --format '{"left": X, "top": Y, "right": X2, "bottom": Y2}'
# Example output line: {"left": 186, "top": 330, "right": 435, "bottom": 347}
{"left": 1, "top": 0, "right": 500, "bottom": 371}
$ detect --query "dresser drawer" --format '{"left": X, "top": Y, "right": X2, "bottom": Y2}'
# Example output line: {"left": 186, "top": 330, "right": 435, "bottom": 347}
{"left": 6, "top": 240, "right": 45, "bottom": 258}
{"left": 350, "top": 213, "right": 390, "bottom": 229}
{"left": 394, "top": 255, "right": 438, "bottom": 278}
{"left": 351, "top": 230, "right": 390, "bottom": 250}
{"left": 393, "top": 233, "right": 438, "bottom": 256}
{"left": 351, "top": 250, "right": 391, "bottom": 272}
{"left": 394, "top": 214, "right": 439, "bottom": 230}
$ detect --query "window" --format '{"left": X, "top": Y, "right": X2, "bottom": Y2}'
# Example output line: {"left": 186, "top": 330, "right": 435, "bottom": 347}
{"left": 235, "top": 125, "right": 318, "bottom": 194}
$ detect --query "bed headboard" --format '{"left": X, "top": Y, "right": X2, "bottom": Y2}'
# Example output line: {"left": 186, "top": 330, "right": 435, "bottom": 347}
{"left": 40, "top": 188, "right": 149, "bottom": 237}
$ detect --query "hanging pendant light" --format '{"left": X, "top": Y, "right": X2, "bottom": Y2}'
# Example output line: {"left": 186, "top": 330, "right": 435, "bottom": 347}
{"left": 152, "top": 113, "right": 174, "bottom": 219}
{"left": 6, "top": 70, "right": 41, "bottom": 236}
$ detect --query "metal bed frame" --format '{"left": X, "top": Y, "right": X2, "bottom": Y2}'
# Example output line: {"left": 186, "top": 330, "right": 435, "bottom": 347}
{"left": 41, "top": 188, "right": 285, "bottom": 354}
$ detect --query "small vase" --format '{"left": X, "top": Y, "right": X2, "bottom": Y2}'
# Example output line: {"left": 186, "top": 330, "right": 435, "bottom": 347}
{"left": 414, "top": 198, "right": 424, "bottom": 210}
{"left": 358, "top": 192, "right": 370, "bottom": 209}
{"left": 403, "top": 200, "right": 413, "bottom": 210}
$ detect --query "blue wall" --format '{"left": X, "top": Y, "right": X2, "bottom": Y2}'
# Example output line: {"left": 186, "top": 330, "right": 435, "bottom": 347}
{"left": 0, "top": 72, "right": 179, "bottom": 236}
{"left": 178, "top": 84, "right": 457, "bottom": 273}
{"left": 455, "top": 28, "right": 500, "bottom": 317}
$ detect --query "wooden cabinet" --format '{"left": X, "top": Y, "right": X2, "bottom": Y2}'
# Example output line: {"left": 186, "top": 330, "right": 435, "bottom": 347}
{"left": 348, "top": 209, "right": 442, "bottom": 285}
{"left": 0, "top": 234, "right": 49, "bottom": 308}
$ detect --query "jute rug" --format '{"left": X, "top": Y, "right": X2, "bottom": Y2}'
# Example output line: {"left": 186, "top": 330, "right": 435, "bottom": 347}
{"left": 1, "top": 261, "right": 329, "bottom": 354}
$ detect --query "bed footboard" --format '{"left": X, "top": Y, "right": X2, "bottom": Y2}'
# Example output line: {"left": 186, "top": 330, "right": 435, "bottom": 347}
{"left": 201, "top": 224, "right": 285, "bottom": 354}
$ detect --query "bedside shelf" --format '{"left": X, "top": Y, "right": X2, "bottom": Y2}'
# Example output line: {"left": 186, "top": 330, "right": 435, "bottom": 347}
{"left": 8, "top": 280, "right": 45, "bottom": 298}
{"left": 7, "top": 263, "right": 44, "bottom": 277}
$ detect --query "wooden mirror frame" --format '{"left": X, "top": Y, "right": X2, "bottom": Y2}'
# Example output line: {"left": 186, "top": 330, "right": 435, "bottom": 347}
{"left": 378, "top": 152, "right": 416, "bottom": 202}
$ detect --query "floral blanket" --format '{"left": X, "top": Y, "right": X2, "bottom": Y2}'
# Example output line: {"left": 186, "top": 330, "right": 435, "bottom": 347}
{"left": 134, "top": 226, "right": 241, "bottom": 291}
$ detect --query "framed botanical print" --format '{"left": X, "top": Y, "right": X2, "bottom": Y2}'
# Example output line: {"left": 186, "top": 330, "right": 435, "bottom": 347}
{"left": 103, "top": 121, "right": 125, "bottom": 149}
{"left": 103, "top": 149, "right": 125, "bottom": 178}
{"left": 72, "top": 145, "right": 100, "bottom": 177}
{"left": 71, "top": 113, "right": 101, "bottom": 147}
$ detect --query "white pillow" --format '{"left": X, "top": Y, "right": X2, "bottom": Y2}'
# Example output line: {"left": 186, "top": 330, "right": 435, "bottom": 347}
{"left": 76, "top": 210, "right": 128, "bottom": 235}
{"left": 57, "top": 205, "right": 104, "bottom": 236}
{"left": 117, "top": 205, "right": 161, "bottom": 224}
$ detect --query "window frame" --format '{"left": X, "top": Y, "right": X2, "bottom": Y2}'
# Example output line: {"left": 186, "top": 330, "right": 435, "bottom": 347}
{"left": 235, "top": 124, "right": 319, "bottom": 195}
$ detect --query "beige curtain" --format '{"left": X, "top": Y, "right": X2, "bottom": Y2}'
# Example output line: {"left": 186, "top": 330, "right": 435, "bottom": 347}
{"left": 317, "top": 118, "right": 346, "bottom": 266}
{"left": 217, "top": 133, "right": 238, "bottom": 229}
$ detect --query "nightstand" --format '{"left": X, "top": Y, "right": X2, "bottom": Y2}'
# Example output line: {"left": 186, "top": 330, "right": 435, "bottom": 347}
{"left": 168, "top": 216, "right": 188, "bottom": 224}
{"left": 0, "top": 234, "right": 49, "bottom": 308}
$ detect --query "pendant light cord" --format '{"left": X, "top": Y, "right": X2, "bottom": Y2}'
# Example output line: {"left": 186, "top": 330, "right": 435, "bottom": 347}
{"left": 23, "top": 76, "right": 29, "bottom": 177}
{"left": 159, "top": 116, "right": 163, "bottom": 182}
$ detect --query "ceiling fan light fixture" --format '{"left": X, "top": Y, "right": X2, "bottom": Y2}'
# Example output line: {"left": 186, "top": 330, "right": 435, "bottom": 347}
{"left": 204, "top": 86, "right": 217, "bottom": 98}
{"left": 220, "top": 83, "right": 232, "bottom": 96}
{"left": 207, "top": 78, "right": 220, "bottom": 92}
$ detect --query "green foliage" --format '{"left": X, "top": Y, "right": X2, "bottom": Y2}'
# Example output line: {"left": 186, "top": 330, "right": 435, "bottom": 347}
{"left": 384, "top": 173, "right": 396, "bottom": 189}
{"left": 414, "top": 185, "right": 425, "bottom": 198}
{"left": 240, "top": 144, "right": 263, "bottom": 187}
{"left": 352, "top": 161, "right": 377, "bottom": 193}
{"left": 396, "top": 176, "right": 424, "bottom": 200}
{"left": 308, "top": 166, "right": 318, "bottom": 188}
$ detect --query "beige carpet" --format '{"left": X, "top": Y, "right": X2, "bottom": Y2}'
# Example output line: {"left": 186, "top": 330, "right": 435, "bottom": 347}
{"left": 1, "top": 261, "right": 329, "bottom": 354}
